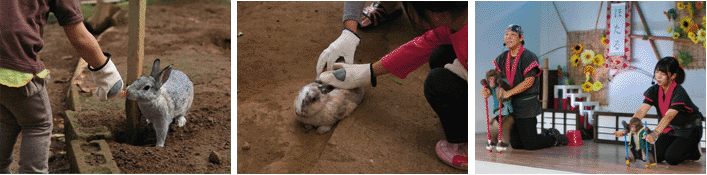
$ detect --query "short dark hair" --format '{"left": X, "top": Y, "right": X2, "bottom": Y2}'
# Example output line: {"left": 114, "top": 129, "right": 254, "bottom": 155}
{"left": 654, "top": 57, "right": 686, "bottom": 84}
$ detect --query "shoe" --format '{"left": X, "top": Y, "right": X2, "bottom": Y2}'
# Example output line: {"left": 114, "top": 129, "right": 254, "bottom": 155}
{"left": 360, "top": 2, "right": 403, "bottom": 30}
{"left": 486, "top": 139, "right": 495, "bottom": 151}
{"left": 497, "top": 141, "right": 509, "bottom": 152}
{"left": 436, "top": 140, "right": 468, "bottom": 170}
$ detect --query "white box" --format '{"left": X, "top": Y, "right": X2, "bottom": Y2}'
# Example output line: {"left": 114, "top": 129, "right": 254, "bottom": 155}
{"left": 598, "top": 127, "right": 618, "bottom": 134}
{"left": 598, "top": 134, "right": 617, "bottom": 141}
{"left": 566, "top": 113, "right": 577, "bottom": 119}
{"left": 598, "top": 115, "right": 617, "bottom": 128}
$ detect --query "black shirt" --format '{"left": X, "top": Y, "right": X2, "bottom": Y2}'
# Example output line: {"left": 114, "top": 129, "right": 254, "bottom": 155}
{"left": 643, "top": 84, "right": 703, "bottom": 137}
{"left": 493, "top": 47, "right": 541, "bottom": 118}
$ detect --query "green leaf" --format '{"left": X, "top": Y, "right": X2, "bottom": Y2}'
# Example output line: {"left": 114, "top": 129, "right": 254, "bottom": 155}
{"left": 393, "top": 79, "right": 402, "bottom": 85}
{"left": 677, "top": 50, "right": 693, "bottom": 68}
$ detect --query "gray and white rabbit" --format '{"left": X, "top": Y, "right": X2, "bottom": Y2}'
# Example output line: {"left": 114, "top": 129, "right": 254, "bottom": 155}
{"left": 294, "top": 77, "right": 364, "bottom": 134}
{"left": 126, "top": 59, "right": 194, "bottom": 147}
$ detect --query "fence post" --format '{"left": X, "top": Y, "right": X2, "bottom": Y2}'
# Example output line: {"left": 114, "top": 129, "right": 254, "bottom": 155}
{"left": 126, "top": 0, "right": 146, "bottom": 144}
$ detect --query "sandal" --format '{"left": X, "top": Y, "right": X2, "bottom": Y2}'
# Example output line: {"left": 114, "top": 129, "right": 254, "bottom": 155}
{"left": 436, "top": 140, "right": 468, "bottom": 170}
{"left": 360, "top": 2, "right": 402, "bottom": 30}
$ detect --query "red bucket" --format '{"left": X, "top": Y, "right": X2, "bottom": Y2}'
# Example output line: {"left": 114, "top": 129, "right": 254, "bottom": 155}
{"left": 566, "top": 130, "right": 583, "bottom": 146}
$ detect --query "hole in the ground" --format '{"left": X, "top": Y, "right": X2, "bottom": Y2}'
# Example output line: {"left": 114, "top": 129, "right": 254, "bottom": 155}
{"left": 111, "top": 121, "right": 157, "bottom": 147}
{"left": 110, "top": 120, "right": 183, "bottom": 147}
{"left": 211, "top": 36, "right": 230, "bottom": 50}
{"left": 81, "top": 142, "right": 101, "bottom": 152}
{"left": 85, "top": 153, "right": 107, "bottom": 165}
{"left": 84, "top": 20, "right": 113, "bottom": 36}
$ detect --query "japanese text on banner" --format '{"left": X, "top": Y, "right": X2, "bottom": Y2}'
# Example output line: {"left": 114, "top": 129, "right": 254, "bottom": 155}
{"left": 609, "top": 3, "right": 626, "bottom": 56}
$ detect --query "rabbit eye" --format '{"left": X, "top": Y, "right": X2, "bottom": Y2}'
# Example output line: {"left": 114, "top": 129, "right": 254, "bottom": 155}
{"left": 143, "top": 85, "right": 150, "bottom": 91}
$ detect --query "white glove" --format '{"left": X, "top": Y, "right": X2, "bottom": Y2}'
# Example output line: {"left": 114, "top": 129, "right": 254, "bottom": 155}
{"left": 317, "top": 29, "right": 360, "bottom": 74}
{"left": 444, "top": 58, "right": 467, "bottom": 81}
{"left": 318, "top": 63, "right": 375, "bottom": 89}
{"left": 88, "top": 52, "right": 124, "bottom": 101}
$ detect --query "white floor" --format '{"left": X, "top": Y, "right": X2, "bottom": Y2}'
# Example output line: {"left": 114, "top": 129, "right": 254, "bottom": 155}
{"left": 475, "top": 160, "right": 582, "bottom": 174}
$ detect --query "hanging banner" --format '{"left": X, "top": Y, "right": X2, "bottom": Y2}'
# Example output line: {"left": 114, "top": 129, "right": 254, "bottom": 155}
{"left": 609, "top": 2, "right": 626, "bottom": 56}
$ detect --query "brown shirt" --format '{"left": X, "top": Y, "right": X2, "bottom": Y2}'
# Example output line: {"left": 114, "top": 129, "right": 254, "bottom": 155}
{"left": 0, "top": 0, "right": 84, "bottom": 73}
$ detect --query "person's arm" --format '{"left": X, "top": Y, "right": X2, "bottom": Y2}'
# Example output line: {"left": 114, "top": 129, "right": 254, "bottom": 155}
{"left": 371, "top": 60, "right": 388, "bottom": 77}
{"left": 654, "top": 109, "right": 678, "bottom": 134}
{"left": 644, "top": 109, "right": 677, "bottom": 143}
{"left": 63, "top": 21, "right": 124, "bottom": 101}
{"left": 501, "top": 76, "right": 533, "bottom": 99}
{"left": 343, "top": 1, "right": 365, "bottom": 28}
{"left": 62, "top": 21, "right": 107, "bottom": 68}
{"left": 614, "top": 103, "right": 652, "bottom": 137}
{"left": 344, "top": 20, "right": 358, "bottom": 34}
{"left": 631, "top": 103, "right": 652, "bottom": 120}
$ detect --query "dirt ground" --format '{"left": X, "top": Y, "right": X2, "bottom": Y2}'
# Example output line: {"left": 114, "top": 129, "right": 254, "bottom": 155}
{"left": 237, "top": 1, "right": 465, "bottom": 173}
{"left": 6, "top": 0, "right": 230, "bottom": 173}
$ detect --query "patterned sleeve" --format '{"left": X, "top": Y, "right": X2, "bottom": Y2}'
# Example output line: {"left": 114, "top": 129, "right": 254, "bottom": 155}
{"left": 669, "top": 87, "right": 696, "bottom": 113}
{"left": 521, "top": 52, "right": 541, "bottom": 78}
{"left": 642, "top": 85, "right": 658, "bottom": 106}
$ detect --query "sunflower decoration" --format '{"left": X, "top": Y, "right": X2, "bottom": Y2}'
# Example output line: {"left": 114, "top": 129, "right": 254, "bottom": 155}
{"left": 601, "top": 36, "right": 608, "bottom": 45}
{"left": 698, "top": 29, "right": 706, "bottom": 41}
{"left": 703, "top": 16, "right": 706, "bottom": 28}
{"left": 593, "top": 81, "right": 603, "bottom": 91}
{"left": 686, "top": 2, "right": 694, "bottom": 17}
{"left": 690, "top": 24, "right": 699, "bottom": 33}
{"left": 572, "top": 44, "right": 584, "bottom": 54}
{"left": 582, "top": 81, "right": 593, "bottom": 92}
{"left": 678, "top": 2, "right": 685, "bottom": 10}
{"left": 668, "top": 27, "right": 673, "bottom": 34}
{"left": 580, "top": 49, "right": 595, "bottom": 65}
{"left": 593, "top": 54, "right": 605, "bottom": 66}
{"left": 689, "top": 31, "right": 699, "bottom": 44}
{"left": 583, "top": 65, "right": 596, "bottom": 77}
{"left": 673, "top": 32, "right": 681, "bottom": 39}
{"left": 680, "top": 16, "right": 693, "bottom": 32}
{"left": 571, "top": 54, "right": 581, "bottom": 67}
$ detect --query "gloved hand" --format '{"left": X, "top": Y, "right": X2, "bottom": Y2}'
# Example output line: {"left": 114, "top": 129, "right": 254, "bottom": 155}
{"left": 318, "top": 63, "right": 376, "bottom": 89}
{"left": 317, "top": 29, "right": 360, "bottom": 74}
{"left": 444, "top": 58, "right": 467, "bottom": 81}
{"left": 88, "top": 52, "right": 124, "bottom": 101}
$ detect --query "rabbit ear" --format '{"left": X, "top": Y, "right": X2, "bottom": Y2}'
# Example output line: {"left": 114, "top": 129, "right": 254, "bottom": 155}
{"left": 156, "top": 65, "right": 172, "bottom": 88}
{"left": 151, "top": 59, "right": 161, "bottom": 78}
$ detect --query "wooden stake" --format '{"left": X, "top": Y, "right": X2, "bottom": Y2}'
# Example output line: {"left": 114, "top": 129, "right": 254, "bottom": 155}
{"left": 594, "top": 1, "right": 603, "bottom": 30}
{"left": 126, "top": 0, "right": 146, "bottom": 144}
{"left": 553, "top": 2, "right": 569, "bottom": 37}
{"left": 542, "top": 57, "right": 549, "bottom": 109}
{"left": 629, "top": 34, "right": 705, "bottom": 44}
{"left": 634, "top": 2, "right": 662, "bottom": 60}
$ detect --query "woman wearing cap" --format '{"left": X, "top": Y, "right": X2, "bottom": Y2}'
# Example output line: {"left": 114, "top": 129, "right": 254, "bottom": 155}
{"left": 481, "top": 24, "right": 566, "bottom": 150}
{"left": 613, "top": 57, "right": 703, "bottom": 165}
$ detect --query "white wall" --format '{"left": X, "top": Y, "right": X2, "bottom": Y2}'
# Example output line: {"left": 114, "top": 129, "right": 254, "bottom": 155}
{"left": 475, "top": 1, "right": 706, "bottom": 134}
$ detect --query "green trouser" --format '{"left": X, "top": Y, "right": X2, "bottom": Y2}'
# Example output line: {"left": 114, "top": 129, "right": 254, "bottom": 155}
{"left": 0, "top": 75, "right": 52, "bottom": 173}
